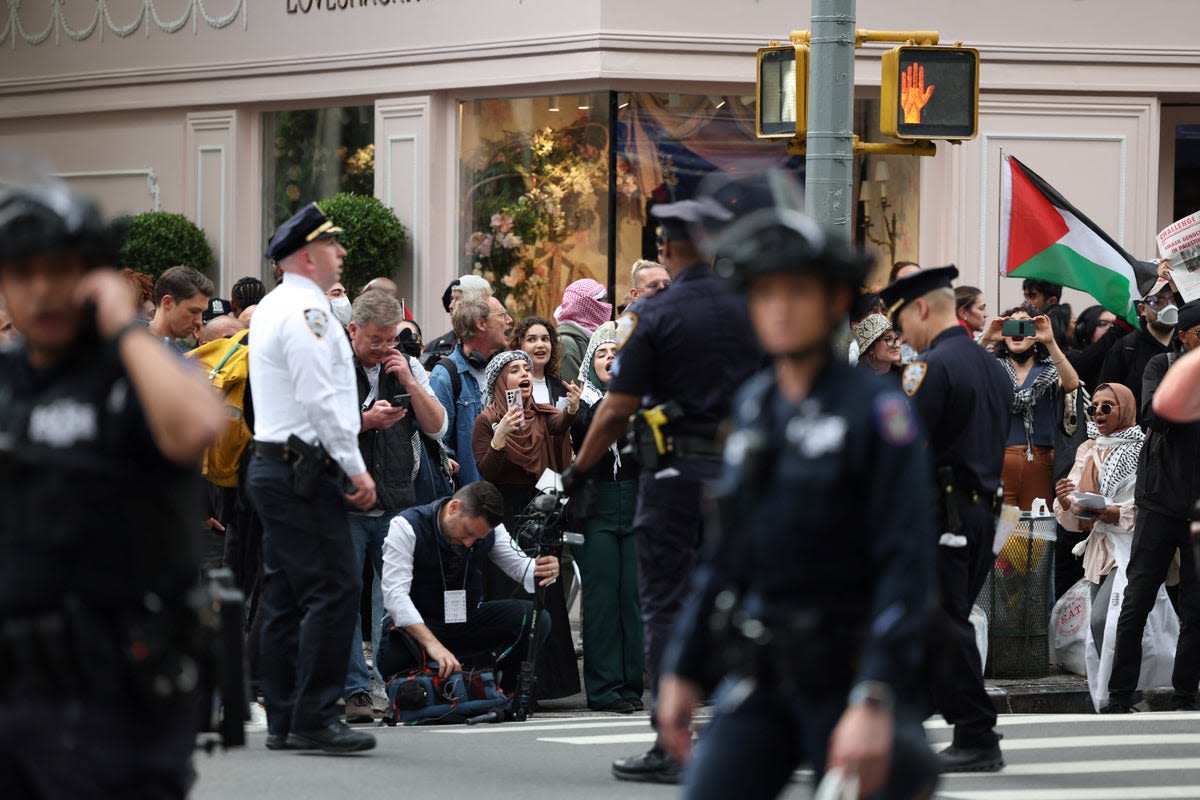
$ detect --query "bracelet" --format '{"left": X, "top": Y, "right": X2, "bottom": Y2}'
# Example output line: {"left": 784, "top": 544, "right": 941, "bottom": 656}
{"left": 490, "top": 439, "right": 504, "bottom": 451}
{"left": 566, "top": 405, "right": 579, "bottom": 415}
{"left": 111, "top": 319, "right": 145, "bottom": 345}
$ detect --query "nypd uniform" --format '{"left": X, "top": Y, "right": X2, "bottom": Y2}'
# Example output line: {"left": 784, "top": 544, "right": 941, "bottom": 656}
{"left": 880, "top": 266, "right": 1011, "bottom": 764}
{"left": 245, "top": 204, "right": 369, "bottom": 748}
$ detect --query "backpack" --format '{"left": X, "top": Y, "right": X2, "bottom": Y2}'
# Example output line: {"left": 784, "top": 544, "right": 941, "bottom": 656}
{"left": 188, "top": 329, "right": 252, "bottom": 488}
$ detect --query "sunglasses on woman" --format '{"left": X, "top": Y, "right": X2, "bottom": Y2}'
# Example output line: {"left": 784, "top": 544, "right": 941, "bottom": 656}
{"left": 1086, "top": 402, "right": 1119, "bottom": 417}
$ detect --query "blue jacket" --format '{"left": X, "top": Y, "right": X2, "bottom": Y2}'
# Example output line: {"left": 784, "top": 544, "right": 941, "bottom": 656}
{"left": 429, "top": 344, "right": 484, "bottom": 485}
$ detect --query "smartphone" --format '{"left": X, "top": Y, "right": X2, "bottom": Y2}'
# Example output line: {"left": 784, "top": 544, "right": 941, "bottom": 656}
{"left": 504, "top": 389, "right": 524, "bottom": 427}
{"left": 391, "top": 394, "right": 412, "bottom": 409}
{"left": 1002, "top": 319, "right": 1037, "bottom": 338}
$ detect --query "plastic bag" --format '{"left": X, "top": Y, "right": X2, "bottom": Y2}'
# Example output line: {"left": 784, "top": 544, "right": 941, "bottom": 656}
{"left": 969, "top": 603, "right": 988, "bottom": 669}
{"left": 1049, "top": 578, "right": 1090, "bottom": 676}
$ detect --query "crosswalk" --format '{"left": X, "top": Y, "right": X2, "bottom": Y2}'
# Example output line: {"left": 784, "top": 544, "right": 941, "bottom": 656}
{"left": 431, "top": 710, "right": 1200, "bottom": 799}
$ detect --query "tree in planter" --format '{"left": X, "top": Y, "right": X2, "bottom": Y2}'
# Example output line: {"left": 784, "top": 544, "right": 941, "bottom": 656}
{"left": 118, "top": 211, "right": 214, "bottom": 282}
{"left": 318, "top": 193, "right": 408, "bottom": 297}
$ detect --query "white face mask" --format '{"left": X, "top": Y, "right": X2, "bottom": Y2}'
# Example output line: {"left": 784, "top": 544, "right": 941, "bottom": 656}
{"left": 330, "top": 295, "right": 352, "bottom": 326}
{"left": 1156, "top": 304, "right": 1179, "bottom": 327}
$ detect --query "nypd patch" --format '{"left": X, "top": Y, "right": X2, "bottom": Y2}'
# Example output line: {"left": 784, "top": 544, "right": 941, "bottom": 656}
{"left": 304, "top": 308, "right": 329, "bottom": 339}
{"left": 901, "top": 361, "right": 927, "bottom": 397}
{"left": 613, "top": 311, "right": 639, "bottom": 351}
{"left": 874, "top": 393, "right": 916, "bottom": 447}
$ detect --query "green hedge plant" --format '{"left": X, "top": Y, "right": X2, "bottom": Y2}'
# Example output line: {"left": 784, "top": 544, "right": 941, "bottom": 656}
{"left": 118, "top": 211, "right": 214, "bottom": 281}
{"left": 319, "top": 193, "right": 408, "bottom": 296}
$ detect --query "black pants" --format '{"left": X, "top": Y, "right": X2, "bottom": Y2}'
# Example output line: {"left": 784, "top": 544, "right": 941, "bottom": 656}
{"left": 632, "top": 467, "right": 707, "bottom": 703}
{"left": 375, "top": 599, "right": 549, "bottom": 694}
{"left": 246, "top": 456, "right": 358, "bottom": 737}
{"left": 682, "top": 682, "right": 938, "bottom": 800}
{"left": 1108, "top": 508, "right": 1200, "bottom": 703}
{"left": 0, "top": 680, "right": 196, "bottom": 799}
{"left": 931, "top": 500, "right": 999, "bottom": 748}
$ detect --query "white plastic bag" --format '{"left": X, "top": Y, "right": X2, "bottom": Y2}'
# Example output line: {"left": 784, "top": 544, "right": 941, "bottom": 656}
{"left": 969, "top": 604, "right": 988, "bottom": 669}
{"left": 1049, "top": 578, "right": 1090, "bottom": 676}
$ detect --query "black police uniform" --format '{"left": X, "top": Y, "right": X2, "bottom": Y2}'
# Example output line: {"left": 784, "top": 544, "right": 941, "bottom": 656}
{"left": 0, "top": 336, "right": 203, "bottom": 797}
{"left": 606, "top": 261, "right": 758, "bottom": 700}
{"left": 664, "top": 362, "right": 940, "bottom": 798}
{"left": 891, "top": 291, "right": 1012, "bottom": 755}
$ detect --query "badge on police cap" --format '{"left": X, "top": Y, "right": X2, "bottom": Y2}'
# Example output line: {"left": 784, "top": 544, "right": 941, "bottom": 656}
{"left": 304, "top": 308, "right": 329, "bottom": 339}
{"left": 613, "top": 311, "right": 639, "bottom": 351}
{"left": 901, "top": 361, "right": 927, "bottom": 397}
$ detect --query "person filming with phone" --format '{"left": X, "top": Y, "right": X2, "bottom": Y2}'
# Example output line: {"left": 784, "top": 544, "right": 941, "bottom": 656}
{"left": 340, "top": 289, "right": 447, "bottom": 723}
{"left": 979, "top": 308, "right": 1080, "bottom": 511}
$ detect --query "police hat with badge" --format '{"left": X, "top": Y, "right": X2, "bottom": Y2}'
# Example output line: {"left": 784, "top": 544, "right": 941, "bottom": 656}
{"left": 265, "top": 202, "right": 343, "bottom": 263}
{"left": 680, "top": 169, "right": 874, "bottom": 290}
{"left": 877, "top": 265, "right": 959, "bottom": 324}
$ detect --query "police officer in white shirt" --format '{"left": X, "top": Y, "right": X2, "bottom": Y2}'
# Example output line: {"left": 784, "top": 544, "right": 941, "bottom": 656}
{"left": 245, "top": 203, "right": 377, "bottom": 754}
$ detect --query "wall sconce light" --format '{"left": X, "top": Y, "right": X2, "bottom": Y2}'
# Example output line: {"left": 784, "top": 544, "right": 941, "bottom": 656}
{"left": 859, "top": 163, "right": 898, "bottom": 268}
{"left": 548, "top": 96, "right": 560, "bottom": 112}
{"left": 577, "top": 95, "right": 591, "bottom": 110}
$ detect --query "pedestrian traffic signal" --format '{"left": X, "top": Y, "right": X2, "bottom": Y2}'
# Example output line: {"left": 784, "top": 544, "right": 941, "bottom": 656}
{"left": 756, "top": 44, "right": 808, "bottom": 139}
{"left": 880, "top": 45, "right": 979, "bottom": 141}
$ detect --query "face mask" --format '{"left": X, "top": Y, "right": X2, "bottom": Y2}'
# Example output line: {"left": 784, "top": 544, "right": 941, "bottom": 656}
{"left": 1009, "top": 347, "right": 1036, "bottom": 364}
{"left": 330, "top": 296, "right": 352, "bottom": 326}
{"left": 1156, "top": 304, "right": 1179, "bottom": 327}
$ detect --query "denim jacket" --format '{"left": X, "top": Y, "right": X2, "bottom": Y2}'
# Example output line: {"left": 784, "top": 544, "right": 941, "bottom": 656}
{"left": 429, "top": 344, "right": 483, "bottom": 485}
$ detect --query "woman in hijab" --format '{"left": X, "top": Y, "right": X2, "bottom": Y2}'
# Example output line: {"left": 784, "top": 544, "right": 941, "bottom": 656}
{"left": 1053, "top": 382, "right": 1178, "bottom": 711}
{"left": 981, "top": 307, "right": 1081, "bottom": 510}
{"left": 569, "top": 323, "right": 645, "bottom": 713}
{"left": 472, "top": 349, "right": 582, "bottom": 700}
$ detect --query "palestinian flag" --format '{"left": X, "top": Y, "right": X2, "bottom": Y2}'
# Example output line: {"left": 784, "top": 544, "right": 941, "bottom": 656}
{"left": 1000, "top": 153, "right": 1157, "bottom": 327}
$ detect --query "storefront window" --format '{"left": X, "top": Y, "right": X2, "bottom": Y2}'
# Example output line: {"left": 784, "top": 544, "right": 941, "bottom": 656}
{"left": 263, "top": 105, "right": 374, "bottom": 257}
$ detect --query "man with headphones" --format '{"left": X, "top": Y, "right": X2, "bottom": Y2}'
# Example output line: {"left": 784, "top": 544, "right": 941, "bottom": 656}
{"left": 429, "top": 289, "right": 512, "bottom": 486}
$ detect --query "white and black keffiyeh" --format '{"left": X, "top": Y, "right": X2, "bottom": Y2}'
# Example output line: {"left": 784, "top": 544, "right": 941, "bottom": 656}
{"left": 1003, "top": 357, "right": 1059, "bottom": 461}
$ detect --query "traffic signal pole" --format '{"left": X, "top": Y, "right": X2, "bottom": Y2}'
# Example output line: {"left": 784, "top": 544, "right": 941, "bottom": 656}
{"left": 804, "top": 0, "right": 857, "bottom": 242}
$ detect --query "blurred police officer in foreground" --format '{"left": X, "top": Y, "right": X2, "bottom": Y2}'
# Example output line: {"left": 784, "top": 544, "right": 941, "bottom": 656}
{"left": 654, "top": 172, "right": 940, "bottom": 799}
{"left": 246, "top": 203, "right": 378, "bottom": 754}
{"left": 568, "top": 180, "right": 759, "bottom": 784}
{"left": 0, "top": 178, "right": 223, "bottom": 796}
{"left": 878, "top": 267, "right": 1010, "bottom": 772}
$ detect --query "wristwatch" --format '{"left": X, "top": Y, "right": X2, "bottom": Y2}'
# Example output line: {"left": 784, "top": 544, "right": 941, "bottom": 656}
{"left": 847, "top": 681, "right": 895, "bottom": 714}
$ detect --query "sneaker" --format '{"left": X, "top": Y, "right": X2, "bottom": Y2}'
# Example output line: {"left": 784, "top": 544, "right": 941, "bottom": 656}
{"left": 612, "top": 746, "right": 682, "bottom": 784}
{"left": 1170, "top": 695, "right": 1198, "bottom": 712}
{"left": 937, "top": 743, "right": 1004, "bottom": 773}
{"left": 1100, "top": 700, "right": 1133, "bottom": 714}
{"left": 345, "top": 692, "right": 375, "bottom": 724}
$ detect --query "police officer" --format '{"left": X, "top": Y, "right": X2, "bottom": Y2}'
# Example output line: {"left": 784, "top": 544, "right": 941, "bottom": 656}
{"left": 878, "top": 266, "right": 1011, "bottom": 772}
{"left": 246, "top": 203, "right": 378, "bottom": 754}
{"left": 0, "top": 182, "right": 224, "bottom": 795}
{"left": 568, "top": 186, "right": 759, "bottom": 784}
{"left": 653, "top": 179, "right": 939, "bottom": 799}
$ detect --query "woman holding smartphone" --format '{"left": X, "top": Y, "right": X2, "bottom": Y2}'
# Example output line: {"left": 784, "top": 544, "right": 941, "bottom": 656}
{"left": 980, "top": 308, "right": 1081, "bottom": 510}
{"left": 472, "top": 350, "right": 582, "bottom": 700}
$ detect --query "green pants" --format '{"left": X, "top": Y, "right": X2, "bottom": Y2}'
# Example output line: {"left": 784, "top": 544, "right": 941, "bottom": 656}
{"left": 574, "top": 480, "right": 645, "bottom": 708}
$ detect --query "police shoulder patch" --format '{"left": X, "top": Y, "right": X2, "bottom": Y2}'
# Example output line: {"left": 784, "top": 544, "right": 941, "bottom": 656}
{"left": 874, "top": 392, "right": 917, "bottom": 447}
{"left": 613, "top": 311, "right": 639, "bottom": 351}
{"left": 304, "top": 308, "right": 329, "bottom": 339}
{"left": 901, "top": 361, "right": 927, "bottom": 397}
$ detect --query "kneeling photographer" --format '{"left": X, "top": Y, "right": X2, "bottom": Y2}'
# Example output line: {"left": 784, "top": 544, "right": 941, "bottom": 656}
{"left": 376, "top": 482, "right": 557, "bottom": 695}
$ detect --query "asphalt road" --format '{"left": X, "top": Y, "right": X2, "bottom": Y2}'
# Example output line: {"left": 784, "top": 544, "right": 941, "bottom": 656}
{"left": 191, "top": 710, "right": 1200, "bottom": 799}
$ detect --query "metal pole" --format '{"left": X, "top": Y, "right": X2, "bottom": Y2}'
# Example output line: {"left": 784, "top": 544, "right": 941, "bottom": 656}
{"left": 804, "top": 0, "right": 856, "bottom": 242}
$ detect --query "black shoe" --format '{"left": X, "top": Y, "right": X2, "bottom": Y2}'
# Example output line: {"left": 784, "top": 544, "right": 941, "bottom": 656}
{"left": 1170, "top": 696, "right": 1197, "bottom": 712}
{"left": 286, "top": 722, "right": 376, "bottom": 754}
{"left": 626, "top": 697, "right": 645, "bottom": 711}
{"left": 266, "top": 733, "right": 299, "bottom": 751}
{"left": 612, "top": 746, "right": 682, "bottom": 784}
{"left": 1100, "top": 700, "right": 1132, "bottom": 714}
{"left": 595, "top": 699, "right": 636, "bottom": 714}
{"left": 937, "top": 743, "right": 1004, "bottom": 773}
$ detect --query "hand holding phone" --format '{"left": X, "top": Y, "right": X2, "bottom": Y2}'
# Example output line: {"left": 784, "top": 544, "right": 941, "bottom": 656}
{"left": 1001, "top": 318, "right": 1037, "bottom": 338}
{"left": 391, "top": 393, "right": 412, "bottom": 410}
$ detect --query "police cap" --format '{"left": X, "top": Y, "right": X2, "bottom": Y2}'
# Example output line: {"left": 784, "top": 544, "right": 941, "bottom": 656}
{"left": 878, "top": 265, "right": 959, "bottom": 322}
{"left": 0, "top": 184, "right": 116, "bottom": 269}
{"left": 265, "top": 202, "right": 344, "bottom": 263}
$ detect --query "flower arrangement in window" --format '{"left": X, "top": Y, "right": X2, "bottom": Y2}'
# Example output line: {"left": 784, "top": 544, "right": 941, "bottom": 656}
{"left": 464, "top": 121, "right": 607, "bottom": 318}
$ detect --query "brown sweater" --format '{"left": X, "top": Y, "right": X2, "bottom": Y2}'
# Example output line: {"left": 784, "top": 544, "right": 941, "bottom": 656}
{"left": 471, "top": 407, "right": 575, "bottom": 486}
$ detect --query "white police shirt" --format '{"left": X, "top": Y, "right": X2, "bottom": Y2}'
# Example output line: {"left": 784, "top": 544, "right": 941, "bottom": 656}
{"left": 249, "top": 272, "right": 366, "bottom": 477}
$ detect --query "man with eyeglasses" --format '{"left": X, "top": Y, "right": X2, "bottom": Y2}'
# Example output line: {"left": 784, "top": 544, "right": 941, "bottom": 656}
{"left": 1103, "top": 299, "right": 1200, "bottom": 713}
{"left": 629, "top": 259, "right": 672, "bottom": 302}
{"left": 1099, "top": 279, "right": 1179, "bottom": 425}
{"left": 340, "top": 289, "right": 447, "bottom": 724}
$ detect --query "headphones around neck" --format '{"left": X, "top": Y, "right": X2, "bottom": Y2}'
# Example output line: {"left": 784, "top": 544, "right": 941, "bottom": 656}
{"left": 465, "top": 347, "right": 491, "bottom": 371}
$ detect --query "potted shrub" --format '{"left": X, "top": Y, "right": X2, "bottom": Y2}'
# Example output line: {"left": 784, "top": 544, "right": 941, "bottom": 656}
{"left": 319, "top": 193, "right": 408, "bottom": 296}
{"left": 117, "top": 211, "right": 214, "bottom": 281}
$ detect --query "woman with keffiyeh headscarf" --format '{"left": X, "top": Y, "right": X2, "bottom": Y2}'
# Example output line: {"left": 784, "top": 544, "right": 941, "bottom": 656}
{"left": 568, "top": 322, "right": 645, "bottom": 713}
{"left": 980, "top": 307, "right": 1081, "bottom": 510}
{"left": 1052, "top": 382, "right": 1179, "bottom": 711}
{"left": 472, "top": 349, "right": 582, "bottom": 700}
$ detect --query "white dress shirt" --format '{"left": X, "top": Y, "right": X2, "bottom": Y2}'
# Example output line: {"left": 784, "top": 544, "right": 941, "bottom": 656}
{"left": 381, "top": 516, "right": 537, "bottom": 629}
{"left": 248, "top": 273, "right": 366, "bottom": 477}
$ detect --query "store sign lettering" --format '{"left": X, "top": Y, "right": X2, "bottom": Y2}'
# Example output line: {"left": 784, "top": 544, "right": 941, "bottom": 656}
{"left": 287, "top": 0, "right": 419, "bottom": 13}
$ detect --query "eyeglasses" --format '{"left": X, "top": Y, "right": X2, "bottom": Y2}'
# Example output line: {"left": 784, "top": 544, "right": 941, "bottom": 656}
{"left": 1144, "top": 293, "right": 1172, "bottom": 310}
{"left": 1086, "top": 402, "right": 1119, "bottom": 417}
{"left": 880, "top": 334, "right": 900, "bottom": 347}
{"left": 642, "top": 280, "right": 671, "bottom": 292}
{"left": 364, "top": 336, "right": 397, "bottom": 350}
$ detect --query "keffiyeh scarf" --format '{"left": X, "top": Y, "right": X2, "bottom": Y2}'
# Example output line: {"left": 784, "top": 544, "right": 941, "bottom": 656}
{"left": 1003, "top": 357, "right": 1059, "bottom": 461}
